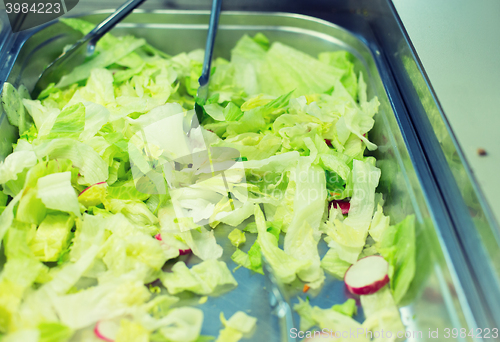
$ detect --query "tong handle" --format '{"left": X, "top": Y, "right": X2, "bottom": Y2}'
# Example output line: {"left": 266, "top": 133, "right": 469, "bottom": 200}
{"left": 85, "top": 0, "right": 147, "bottom": 54}
{"left": 198, "top": 0, "right": 222, "bottom": 88}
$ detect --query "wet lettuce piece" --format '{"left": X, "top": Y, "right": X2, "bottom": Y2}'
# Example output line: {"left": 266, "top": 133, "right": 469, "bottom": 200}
{"left": 376, "top": 215, "right": 416, "bottom": 304}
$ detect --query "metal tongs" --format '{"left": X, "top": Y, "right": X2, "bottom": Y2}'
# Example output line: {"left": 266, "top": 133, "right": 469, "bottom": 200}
{"left": 32, "top": 0, "right": 146, "bottom": 98}
{"left": 194, "top": 4, "right": 297, "bottom": 340}
{"left": 194, "top": 0, "right": 222, "bottom": 127}
{"left": 262, "top": 256, "right": 298, "bottom": 342}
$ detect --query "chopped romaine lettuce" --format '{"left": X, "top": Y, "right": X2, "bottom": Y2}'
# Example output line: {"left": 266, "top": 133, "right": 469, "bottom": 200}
{"left": 215, "top": 311, "right": 257, "bottom": 342}
{"left": 332, "top": 298, "right": 357, "bottom": 317}
{"left": 0, "top": 19, "right": 417, "bottom": 340}
{"left": 161, "top": 260, "right": 237, "bottom": 295}
{"left": 28, "top": 214, "right": 74, "bottom": 262}
{"left": 361, "top": 286, "right": 405, "bottom": 342}
{"left": 294, "top": 298, "right": 367, "bottom": 341}
{"left": 376, "top": 215, "right": 416, "bottom": 303}
{"left": 228, "top": 228, "right": 246, "bottom": 247}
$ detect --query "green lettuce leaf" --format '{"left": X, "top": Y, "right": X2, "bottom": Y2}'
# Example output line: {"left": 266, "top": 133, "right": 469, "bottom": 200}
{"left": 293, "top": 298, "right": 316, "bottom": 331}
{"left": 57, "top": 38, "right": 146, "bottom": 88}
{"left": 48, "top": 278, "right": 151, "bottom": 329}
{"left": 368, "top": 204, "right": 390, "bottom": 243}
{"left": 161, "top": 260, "right": 237, "bottom": 295}
{"left": 0, "top": 190, "right": 7, "bottom": 207}
{"left": 107, "top": 179, "right": 151, "bottom": 202}
{"left": 228, "top": 228, "right": 246, "bottom": 247}
{"left": 1, "top": 83, "right": 33, "bottom": 134}
{"left": 231, "top": 248, "right": 252, "bottom": 271}
{"left": 248, "top": 241, "right": 264, "bottom": 274}
{"left": 215, "top": 311, "right": 257, "bottom": 342}
{"left": 155, "top": 307, "right": 203, "bottom": 342}
{"left": 310, "top": 305, "right": 368, "bottom": 342}
{"left": 45, "top": 103, "right": 85, "bottom": 140}
{"left": 361, "top": 286, "right": 405, "bottom": 342}
{"left": 255, "top": 205, "right": 310, "bottom": 284}
{"left": 38, "top": 322, "right": 73, "bottom": 342}
{"left": 318, "top": 51, "right": 358, "bottom": 100}
{"left": 283, "top": 160, "right": 326, "bottom": 288}
{"left": 106, "top": 199, "right": 158, "bottom": 227}
{"left": 214, "top": 133, "right": 282, "bottom": 161}
{"left": 0, "top": 192, "right": 21, "bottom": 245}
{"left": 0, "top": 221, "right": 46, "bottom": 332}
{"left": 158, "top": 204, "right": 223, "bottom": 261}
{"left": 377, "top": 215, "right": 416, "bottom": 303}
{"left": 293, "top": 298, "right": 367, "bottom": 341}
{"left": 0, "top": 149, "right": 37, "bottom": 186}
{"left": 79, "top": 102, "right": 110, "bottom": 141}
{"left": 60, "top": 18, "right": 124, "bottom": 51}
{"left": 16, "top": 188, "right": 46, "bottom": 225}
{"left": 69, "top": 213, "right": 107, "bottom": 262}
{"left": 2, "top": 329, "right": 40, "bottom": 342}
{"left": 325, "top": 159, "right": 381, "bottom": 263}
{"left": 223, "top": 102, "right": 243, "bottom": 121}
{"left": 265, "top": 44, "right": 344, "bottom": 97}
{"left": 36, "top": 172, "right": 80, "bottom": 217}
{"left": 320, "top": 248, "right": 351, "bottom": 279}
{"left": 115, "top": 319, "right": 149, "bottom": 342}
{"left": 34, "top": 138, "right": 108, "bottom": 185}
{"left": 101, "top": 229, "right": 166, "bottom": 282}
{"left": 230, "top": 242, "right": 264, "bottom": 275}
{"left": 28, "top": 214, "right": 75, "bottom": 262}
{"left": 332, "top": 298, "right": 357, "bottom": 317}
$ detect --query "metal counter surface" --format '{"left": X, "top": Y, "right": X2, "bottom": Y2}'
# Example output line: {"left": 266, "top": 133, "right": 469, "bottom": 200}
{"left": 392, "top": 0, "right": 500, "bottom": 227}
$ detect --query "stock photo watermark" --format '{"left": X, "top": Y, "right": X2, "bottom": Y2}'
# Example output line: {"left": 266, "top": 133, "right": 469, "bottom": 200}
{"left": 289, "top": 328, "right": 499, "bottom": 340}
{"left": 290, "top": 328, "right": 423, "bottom": 340}
{"left": 128, "top": 105, "right": 380, "bottom": 230}
{"left": 2, "top": 0, "right": 79, "bottom": 32}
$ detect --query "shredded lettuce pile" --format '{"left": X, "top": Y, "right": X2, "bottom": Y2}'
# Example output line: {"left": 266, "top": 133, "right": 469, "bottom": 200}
{"left": 0, "top": 18, "right": 417, "bottom": 341}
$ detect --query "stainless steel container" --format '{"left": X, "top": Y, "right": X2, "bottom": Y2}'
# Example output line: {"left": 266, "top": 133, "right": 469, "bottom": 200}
{"left": 0, "top": 2, "right": 498, "bottom": 341}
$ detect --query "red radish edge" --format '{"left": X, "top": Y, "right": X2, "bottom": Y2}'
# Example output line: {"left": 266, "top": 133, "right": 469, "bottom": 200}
{"left": 344, "top": 255, "right": 389, "bottom": 295}
{"left": 329, "top": 200, "right": 350, "bottom": 215}
{"left": 94, "top": 321, "right": 115, "bottom": 342}
{"left": 79, "top": 182, "right": 107, "bottom": 197}
{"left": 156, "top": 235, "right": 191, "bottom": 255}
{"left": 324, "top": 139, "right": 332, "bottom": 147}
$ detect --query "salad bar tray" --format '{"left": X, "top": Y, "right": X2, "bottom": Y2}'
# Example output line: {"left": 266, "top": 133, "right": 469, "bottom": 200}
{"left": 0, "top": 7, "right": 497, "bottom": 342}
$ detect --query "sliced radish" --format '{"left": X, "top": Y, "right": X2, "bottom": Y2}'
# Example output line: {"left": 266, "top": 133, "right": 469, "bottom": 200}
{"left": 94, "top": 320, "right": 120, "bottom": 342}
{"left": 179, "top": 248, "right": 192, "bottom": 255}
{"left": 344, "top": 255, "right": 389, "bottom": 295}
{"left": 154, "top": 233, "right": 162, "bottom": 241}
{"left": 329, "top": 200, "right": 350, "bottom": 215}
{"left": 324, "top": 139, "right": 333, "bottom": 147}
